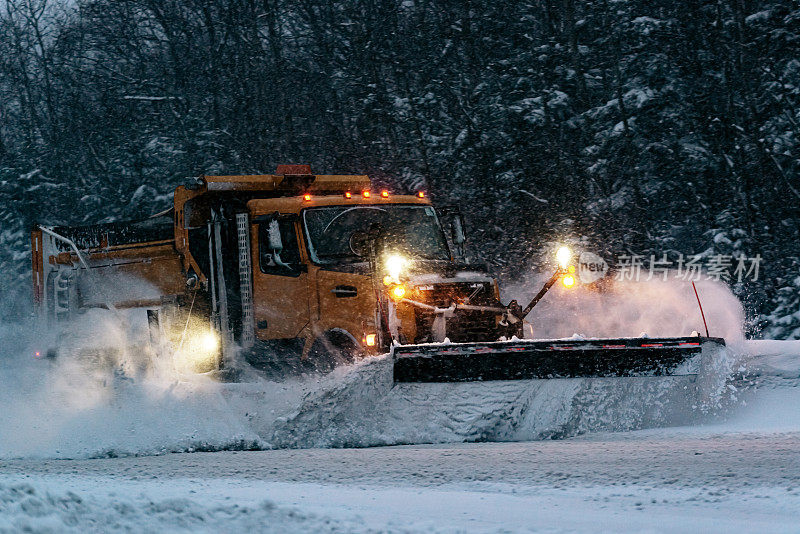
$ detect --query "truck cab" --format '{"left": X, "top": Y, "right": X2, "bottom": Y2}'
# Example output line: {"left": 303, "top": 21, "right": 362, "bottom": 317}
{"left": 32, "top": 165, "right": 503, "bottom": 375}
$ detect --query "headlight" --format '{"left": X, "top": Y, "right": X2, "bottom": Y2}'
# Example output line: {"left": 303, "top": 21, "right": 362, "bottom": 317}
{"left": 556, "top": 246, "right": 572, "bottom": 269}
{"left": 385, "top": 254, "right": 407, "bottom": 281}
{"left": 175, "top": 329, "right": 221, "bottom": 373}
{"left": 199, "top": 331, "right": 220, "bottom": 352}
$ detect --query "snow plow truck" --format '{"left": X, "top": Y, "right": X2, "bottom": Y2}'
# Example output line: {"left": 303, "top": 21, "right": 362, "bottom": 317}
{"left": 31, "top": 165, "right": 724, "bottom": 381}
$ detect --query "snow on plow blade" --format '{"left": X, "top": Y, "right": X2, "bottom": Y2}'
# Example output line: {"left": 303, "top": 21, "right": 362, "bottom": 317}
{"left": 392, "top": 337, "right": 726, "bottom": 383}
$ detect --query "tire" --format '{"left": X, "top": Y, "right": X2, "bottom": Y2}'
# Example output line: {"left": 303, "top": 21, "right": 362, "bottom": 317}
{"left": 308, "top": 330, "right": 360, "bottom": 373}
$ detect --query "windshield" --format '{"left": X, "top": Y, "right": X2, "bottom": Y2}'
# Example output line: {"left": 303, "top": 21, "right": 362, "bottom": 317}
{"left": 303, "top": 205, "right": 450, "bottom": 264}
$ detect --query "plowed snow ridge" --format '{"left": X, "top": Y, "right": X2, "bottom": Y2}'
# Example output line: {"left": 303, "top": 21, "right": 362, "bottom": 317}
{"left": 2, "top": 279, "right": 792, "bottom": 459}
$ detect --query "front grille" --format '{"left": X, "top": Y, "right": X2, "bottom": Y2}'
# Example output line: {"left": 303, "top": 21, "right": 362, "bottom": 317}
{"left": 412, "top": 282, "right": 498, "bottom": 343}
{"left": 414, "top": 282, "right": 494, "bottom": 307}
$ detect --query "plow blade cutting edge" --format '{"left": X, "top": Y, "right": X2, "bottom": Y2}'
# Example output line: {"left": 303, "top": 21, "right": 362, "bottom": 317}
{"left": 392, "top": 337, "right": 726, "bottom": 383}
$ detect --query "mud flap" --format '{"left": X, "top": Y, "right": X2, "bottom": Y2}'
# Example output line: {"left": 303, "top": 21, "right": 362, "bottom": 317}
{"left": 392, "top": 337, "right": 726, "bottom": 383}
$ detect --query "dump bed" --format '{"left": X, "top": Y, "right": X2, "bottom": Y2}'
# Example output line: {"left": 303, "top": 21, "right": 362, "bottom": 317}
{"left": 32, "top": 213, "right": 185, "bottom": 316}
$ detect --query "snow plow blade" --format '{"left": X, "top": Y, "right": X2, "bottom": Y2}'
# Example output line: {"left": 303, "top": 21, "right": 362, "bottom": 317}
{"left": 392, "top": 337, "right": 725, "bottom": 383}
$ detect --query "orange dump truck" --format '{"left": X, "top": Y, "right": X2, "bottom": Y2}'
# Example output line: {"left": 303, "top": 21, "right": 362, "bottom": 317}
{"left": 31, "top": 165, "right": 723, "bottom": 382}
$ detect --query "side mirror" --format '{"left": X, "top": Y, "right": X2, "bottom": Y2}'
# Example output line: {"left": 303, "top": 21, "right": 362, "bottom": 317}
{"left": 267, "top": 219, "right": 283, "bottom": 252}
{"left": 440, "top": 206, "right": 468, "bottom": 262}
{"left": 349, "top": 231, "right": 369, "bottom": 257}
{"left": 452, "top": 214, "right": 466, "bottom": 245}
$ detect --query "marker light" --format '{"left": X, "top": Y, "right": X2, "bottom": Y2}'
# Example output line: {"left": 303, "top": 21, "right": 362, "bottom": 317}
{"left": 385, "top": 254, "right": 406, "bottom": 281}
{"left": 383, "top": 275, "right": 394, "bottom": 286}
{"left": 303, "top": 193, "right": 312, "bottom": 201}
{"left": 391, "top": 285, "right": 407, "bottom": 300}
{"left": 556, "top": 246, "right": 572, "bottom": 269}
{"left": 344, "top": 191, "right": 352, "bottom": 199}
{"left": 365, "top": 333, "right": 377, "bottom": 347}
{"left": 381, "top": 190, "right": 389, "bottom": 198}
{"left": 417, "top": 191, "right": 425, "bottom": 198}
{"left": 568, "top": 265, "right": 576, "bottom": 274}
{"left": 562, "top": 275, "right": 576, "bottom": 288}
{"left": 362, "top": 190, "right": 371, "bottom": 198}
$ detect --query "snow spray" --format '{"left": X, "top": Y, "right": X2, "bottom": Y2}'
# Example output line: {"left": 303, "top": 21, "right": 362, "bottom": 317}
{"left": 506, "top": 275, "right": 745, "bottom": 349}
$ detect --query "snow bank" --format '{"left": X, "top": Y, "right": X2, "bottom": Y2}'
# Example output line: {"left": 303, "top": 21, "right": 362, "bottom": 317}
{"left": 715, "top": 377, "right": 800, "bottom": 433}
{"left": 0, "top": 480, "right": 363, "bottom": 533}
{"left": 739, "top": 340, "right": 800, "bottom": 378}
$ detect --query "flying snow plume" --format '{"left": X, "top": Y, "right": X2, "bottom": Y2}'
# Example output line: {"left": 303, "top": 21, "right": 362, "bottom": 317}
{"left": 0, "top": 305, "right": 263, "bottom": 459}
{"left": 0, "top": 275, "right": 340, "bottom": 460}
{"left": 506, "top": 275, "right": 745, "bottom": 348}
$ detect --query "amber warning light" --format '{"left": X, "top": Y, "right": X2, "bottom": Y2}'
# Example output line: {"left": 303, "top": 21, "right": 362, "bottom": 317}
{"left": 344, "top": 191, "right": 352, "bottom": 199}
{"left": 303, "top": 193, "right": 312, "bottom": 201}
{"left": 391, "top": 285, "right": 406, "bottom": 299}
{"left": 417, "top": 191, "right": 425, "bottom": 198}
{"left": 362, "top": 190, "right": 371, "bottom": 198}
{"left": 381, "top": 190, "right": 389, "bottom": 198}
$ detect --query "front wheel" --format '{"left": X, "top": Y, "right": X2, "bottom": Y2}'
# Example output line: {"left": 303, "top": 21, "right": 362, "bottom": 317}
{"left": 308, "top": 331, "right": 361, "bottom": 373}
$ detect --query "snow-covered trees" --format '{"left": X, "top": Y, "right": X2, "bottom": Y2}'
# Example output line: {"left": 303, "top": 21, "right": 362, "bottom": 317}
{"left": 0, "top": 0, "right": 798, "bottom": 336}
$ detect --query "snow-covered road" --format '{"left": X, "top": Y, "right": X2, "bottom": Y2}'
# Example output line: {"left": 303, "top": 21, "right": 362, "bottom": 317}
{"left": 2, "top": 340, "right": 800, "bottom": 532}
{"left": 2, "top": 427, "right": 800, "bottom": 532}
{"left": 4, "top": 419, "right": 800, "bottom": 488}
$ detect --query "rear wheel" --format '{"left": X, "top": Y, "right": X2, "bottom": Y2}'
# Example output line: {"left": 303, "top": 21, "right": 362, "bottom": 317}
{"left": 308, "top": 330, "right": 360, "bottom": 373}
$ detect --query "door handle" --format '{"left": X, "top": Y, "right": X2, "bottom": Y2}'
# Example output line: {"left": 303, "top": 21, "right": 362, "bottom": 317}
{"left": 332, "top": 285, "right": 358, "bottom": 298}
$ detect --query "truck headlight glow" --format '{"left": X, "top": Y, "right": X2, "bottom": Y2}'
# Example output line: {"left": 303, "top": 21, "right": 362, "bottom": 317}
{"left": 385, "top": 254, "right": 406, "bottom": 281}
{"left": 556, "top": 246, "right": 572, "bottom": 269}
{"left": 199, "top": 331, "right": 220, "bottom": 352}
{"left": 175, "top": 329, "right": 221, "bottom": 373}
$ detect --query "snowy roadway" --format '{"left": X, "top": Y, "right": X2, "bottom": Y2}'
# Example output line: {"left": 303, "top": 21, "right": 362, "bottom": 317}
{"left": 1, "top": 341, "right": 800, "bottom": 532}
{"left": 2, "top": 428, "right": 800, "bottom": 532}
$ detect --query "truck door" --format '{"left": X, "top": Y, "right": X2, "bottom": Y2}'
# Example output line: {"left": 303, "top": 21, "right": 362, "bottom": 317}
{"left": 251, "top": 214, "right": 310, "bottom": 355}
